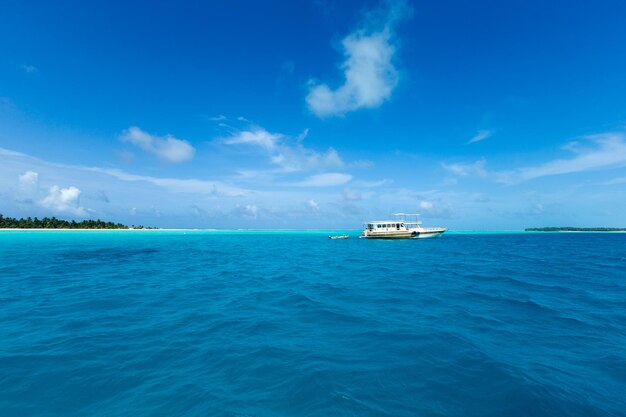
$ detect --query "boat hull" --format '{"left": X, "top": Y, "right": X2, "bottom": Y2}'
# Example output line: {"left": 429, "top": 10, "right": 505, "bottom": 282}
{"left": 413, "top": 228, "right": 447, "bottom": 239}
{"left": 360, "top": 230, "right": 416, "bottom": 239}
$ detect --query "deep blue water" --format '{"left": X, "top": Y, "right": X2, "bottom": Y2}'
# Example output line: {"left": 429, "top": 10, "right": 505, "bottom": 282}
{"left": 0, "top": 230, "right": 625, "bottom": 417}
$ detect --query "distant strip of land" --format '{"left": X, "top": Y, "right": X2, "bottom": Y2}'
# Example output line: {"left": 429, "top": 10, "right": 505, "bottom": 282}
{"left": 526, "top": 227, "right": 626, "bottom": 232}
{"left": 0, "top": 214, "right": 155, "bottom": 229}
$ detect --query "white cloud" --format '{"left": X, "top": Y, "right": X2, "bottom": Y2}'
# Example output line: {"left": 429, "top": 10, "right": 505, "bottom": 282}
{"left": 209, "top": 115, "right": 227, "bottom": 121}
{"left": 445, "top": 132, "right": 626, "bottom": 184}
{"left": 233, "top": 204, "right": 259, "bottom": 219}
{"left": 87, "top": 167, "right": 251, "bottom": 197}
{"left": 295, "top": 128, "right": 309, "bottom": 142}
{"left": 21, "top": 64, "right": 37, "bottom": 74}
{"left": 467, "top": 129, "right": 493, "bottom": 144}
{"left": 306, "top": 0, "right": 410, "bottom": 117}
{"left": 19, "top": 171, "right": 39, "bottom": 188}
{"left": 353, "top": 178, "right": 392, "bottom": 187}
{"left": 293, "top": 173, "right": 352, "bottom": 187}
{"left": 272, "top": 146, "right": 344, "bottom": 173}
{"left": 120, "top": 126, "right": 195, "bottom": 163}
{"left": 245, "top": 204, "right": 258, "bottom": 218}
{"left": 0, "top": 147, "right": 27, "bottom": 157}
{"left": 502, "top": 133, "right": 626, "bottom": 183}
{"left": 41, "top": 185, "right": 88, "bottom": 216}
{"left": 442, "top": 159, "right": 488, "bottom": 177}
{"left": 16, "top": 170, "right": 39, "bottom": 202}
{"left": 14, "top": 171, "right": 90, "bottom": 217}
{"left": 342, "top": 187, "right": 361, "bottom": 201}
{"left": 416, "top": 199, "right": 453, "bottom": 218}
{"left": 350, "top": 159, "right": 374, "bottom": 169}
{"left": 307, "top": 199, "right": 320, "bottom": 213}
{"left": 419, "top": 200, "right": 434, "bottom": 210}
{"left": 221, "top": 126, "right": 345, "bottom": 173}
{"left": 222, "top": 128, "right": 283, "bottom": 150}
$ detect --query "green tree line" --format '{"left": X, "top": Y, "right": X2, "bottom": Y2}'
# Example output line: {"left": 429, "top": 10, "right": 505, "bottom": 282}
{"left": 0, "top": 214, "right": 155, "bottom": 229}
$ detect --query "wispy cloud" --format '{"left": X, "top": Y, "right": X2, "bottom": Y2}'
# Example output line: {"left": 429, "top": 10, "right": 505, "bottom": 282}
{"left": 21, "top": 64, "right": 38, "bottom": 74}
{"left": 605, "top": 177, "right": 626, "bottom": 185}
{"left": 0, "top": 147, "right": 27, "bottom": 157}
{"left": 306, "top": 0, "right": 411, "bottom": 117}
{"left": 222, "top": 128, "right": 283, "bottom": 150}
{"left": 352, "top": 178, "right": 392, "bottom": 187}
{"left": 292, "top": 173, "right": 352, "bottom": 187}
{"left": 3, "top": 146, "right": 252, "bottom": 198}
{"left": 417, "top": 199, "right": 454, "bottom": 218}
{"left": 467, "top": 129, "right": 493, "bottom": 144}
{"left": 120, "top": 126, "right": 195, "bottom": 163}
{"left": 442, "top": 159, "right": 488, "bottom": 177}
{"left": 504, "top": 133, "right": 626, "bottom": 183}
{"left": 342, "top": 187, "right": 361, "bottom": 201}
{"left": 232, "top": 204, "right": 259, "bottom": 219}
{"left": 220, "top": 126, "right": 345, "bottom": 173}
{"left": 445, "top": 132, "right": 626, "bottom": 184}
{"left": 272, "top": 145, "right": 344, "bottom": 173}
{"left": 87, "top": 167, "right": 251, "bottom": 197}
{"left": 306, "top": 199, "right": 321, "bottom": 213}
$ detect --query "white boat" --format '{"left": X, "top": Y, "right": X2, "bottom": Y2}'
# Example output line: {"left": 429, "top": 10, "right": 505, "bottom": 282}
{"left": 328, "top": 235, "right": 349, "bottom": 240}
{"left": 360, "top": 213, "right": 447, "bottom": 239}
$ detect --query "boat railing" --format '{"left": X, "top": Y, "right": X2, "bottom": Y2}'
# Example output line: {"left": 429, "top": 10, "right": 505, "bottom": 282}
{"left": 393, "top": 213, "right": 422, "bottom": 226}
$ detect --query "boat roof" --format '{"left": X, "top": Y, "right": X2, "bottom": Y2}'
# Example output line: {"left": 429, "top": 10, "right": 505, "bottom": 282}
{"left": 366, "top": 214, "right": 424, "bottom": 225}
{"left": 367, "top": 220, "right": 406, "bottom": 224}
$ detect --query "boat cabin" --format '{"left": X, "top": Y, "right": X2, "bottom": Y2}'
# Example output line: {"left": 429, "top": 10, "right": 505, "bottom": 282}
{"left": 366, "top": 221, "right": 407, "bottom": 231}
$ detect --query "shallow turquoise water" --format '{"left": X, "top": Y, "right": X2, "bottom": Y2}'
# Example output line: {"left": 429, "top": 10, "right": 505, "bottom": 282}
{"left": 1, "top": 230, "right": 625, "bottom": 416}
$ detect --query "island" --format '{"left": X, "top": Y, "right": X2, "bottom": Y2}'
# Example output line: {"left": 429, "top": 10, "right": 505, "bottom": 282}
{"left": 526, "top": 227, "right": 626, "bottom": 232}
{"left": 0, "top": 214, "right": 156, "bottom": 229}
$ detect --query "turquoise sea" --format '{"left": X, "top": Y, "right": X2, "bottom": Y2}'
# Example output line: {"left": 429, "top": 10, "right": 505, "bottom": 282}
{"left": 0, "top": 230, "right": 624, "bottom": 416}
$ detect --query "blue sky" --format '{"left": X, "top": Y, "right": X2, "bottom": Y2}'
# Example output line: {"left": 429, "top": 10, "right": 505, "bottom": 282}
{"left": 2, "top": 0, "right": 626, "bottom": 229}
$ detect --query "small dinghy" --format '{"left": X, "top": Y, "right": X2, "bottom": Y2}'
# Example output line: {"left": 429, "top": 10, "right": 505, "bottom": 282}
{"left": 328, "top": 235, "right": 349, "bottom": 240}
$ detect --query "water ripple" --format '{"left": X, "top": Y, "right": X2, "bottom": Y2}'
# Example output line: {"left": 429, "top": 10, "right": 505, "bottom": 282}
{"left": 0, "top": 231, "right": 625, "bottom": 416}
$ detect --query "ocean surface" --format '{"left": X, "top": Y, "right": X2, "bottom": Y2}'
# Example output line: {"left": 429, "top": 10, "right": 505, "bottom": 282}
{"left": 0, "top": 230, "right": 625, "bottom": 417}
